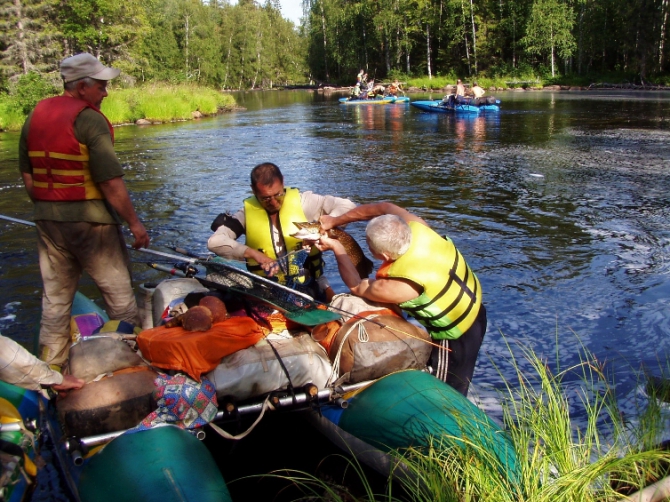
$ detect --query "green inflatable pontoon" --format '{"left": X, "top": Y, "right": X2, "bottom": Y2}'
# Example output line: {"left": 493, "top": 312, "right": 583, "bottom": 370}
{"left": 318, "top": 370, "right": 521, "bottom": 485}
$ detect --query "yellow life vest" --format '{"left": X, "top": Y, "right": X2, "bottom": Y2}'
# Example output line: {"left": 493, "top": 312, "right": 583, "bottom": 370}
{"left": 377, "top": 221, "right": 482, "bottom": 339}
{"left": 244, "top": 187, "right": 323, "bottom": 283}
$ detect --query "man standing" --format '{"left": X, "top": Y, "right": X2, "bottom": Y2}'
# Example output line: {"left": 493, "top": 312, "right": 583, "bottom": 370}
{"left": 19, "top": 53, "right": 150, "bottom": 368}
{"left": 316, "top": 202, "right": 486, "bottom": 396}
{"left": 207, "top": 162, "right": 355, "bottom": 301}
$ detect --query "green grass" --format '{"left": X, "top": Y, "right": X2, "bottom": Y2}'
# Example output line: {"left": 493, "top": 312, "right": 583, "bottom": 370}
{"left": 101, "top": 84, "right": 236, "bottom": 124}
{"left": 262, "top": 338, "right": 670, "bottom": 501}
{"left": 0, "top": 97, "right": 28, "bottom": 131}
{"left": 0, "top": 83, "right": 237, "bottom": 131}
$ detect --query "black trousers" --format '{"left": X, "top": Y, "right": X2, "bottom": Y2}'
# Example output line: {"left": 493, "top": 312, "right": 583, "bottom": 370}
{"left": 430, "top": 304, "right": 487, "bottom": 397}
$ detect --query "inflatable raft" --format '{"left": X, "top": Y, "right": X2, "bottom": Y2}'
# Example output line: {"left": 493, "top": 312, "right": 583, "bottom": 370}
{"left": 11, "top": 265, "right": 519, "bottom": 500}
{"left": 339, "top": 96, "right": 409, "bottom": 104}
{"left": 411, "top": 99, "right": 501, "bottom": 114}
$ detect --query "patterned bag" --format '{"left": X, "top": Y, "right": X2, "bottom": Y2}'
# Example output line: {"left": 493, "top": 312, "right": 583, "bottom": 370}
{"left": 133, "top": 373, "right": 218, "bottom": 431}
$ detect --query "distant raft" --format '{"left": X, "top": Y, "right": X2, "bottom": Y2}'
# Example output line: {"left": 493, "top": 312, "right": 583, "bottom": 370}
{"left": 411, "top": 98, "right": 501, "bottom": 114}
{"left": 339, "top": 96, "right": 409, "bottom": 105}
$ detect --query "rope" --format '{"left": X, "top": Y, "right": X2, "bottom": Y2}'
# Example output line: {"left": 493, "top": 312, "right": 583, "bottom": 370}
{"left": 207, "top": 396, "right": 275, "bottom": 441}
{"left": 327, "top": 315, "right": 378, "bottom": 386}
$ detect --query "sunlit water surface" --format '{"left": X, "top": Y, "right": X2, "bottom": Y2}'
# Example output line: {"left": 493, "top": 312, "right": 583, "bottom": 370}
{"left": 2, "top": 89, "right": 670, "bottom": 443}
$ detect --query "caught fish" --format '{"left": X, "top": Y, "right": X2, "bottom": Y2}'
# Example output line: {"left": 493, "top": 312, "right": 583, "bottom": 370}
{"left": 291, "top": 222, "right": 374, "bottom": 279}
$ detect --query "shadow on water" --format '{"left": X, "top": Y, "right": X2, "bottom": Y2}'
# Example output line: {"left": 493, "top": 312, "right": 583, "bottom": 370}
{"left": 2, "top": 88, "right": 670, "bottom": 497}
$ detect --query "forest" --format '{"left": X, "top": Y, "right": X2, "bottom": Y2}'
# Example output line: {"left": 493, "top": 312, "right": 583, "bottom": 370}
{"left": 0, "top": 0, "right": 308, "bottom": 91}
{"left": 304, "top": 0, "right": 670, "bottom": 84}
{"left": 0, "top": 0, "right": 669, "bottom": 91}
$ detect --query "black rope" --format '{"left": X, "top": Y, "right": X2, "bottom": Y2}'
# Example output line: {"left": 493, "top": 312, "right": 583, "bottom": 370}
{"left": 266, "top": 339, "right": 298, "bottom": 405}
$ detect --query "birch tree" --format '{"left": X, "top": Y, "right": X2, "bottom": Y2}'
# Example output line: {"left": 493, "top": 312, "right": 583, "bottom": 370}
{"left": 522, "top": 0, "right": 576, "bottom": 76}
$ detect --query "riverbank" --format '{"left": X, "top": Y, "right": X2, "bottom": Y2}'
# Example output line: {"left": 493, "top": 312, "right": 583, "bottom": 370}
{"left": 0, "top": 83, "right": 239, "bottom": 132}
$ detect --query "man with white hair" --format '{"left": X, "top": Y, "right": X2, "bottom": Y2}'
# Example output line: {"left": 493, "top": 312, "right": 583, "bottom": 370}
{"left": 316, "top": 202, "right": 486, "bottom": 396}
{"left": 18, "top": 53, "right": 150, "bottom": 368}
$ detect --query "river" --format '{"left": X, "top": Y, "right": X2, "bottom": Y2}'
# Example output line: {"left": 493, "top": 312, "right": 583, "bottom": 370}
{"left": 1, "top": 89, "right": 670, "bottom": 475}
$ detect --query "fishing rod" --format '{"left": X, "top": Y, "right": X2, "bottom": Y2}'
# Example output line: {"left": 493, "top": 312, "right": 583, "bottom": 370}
{"left": 0, "top": 213, "right": 395, "bottom": 331}
{"left": 0, "top": 214, "right": 35, "bottom": 227}
{"left": 0, "top": 213, "right": 324, "bottom": 307}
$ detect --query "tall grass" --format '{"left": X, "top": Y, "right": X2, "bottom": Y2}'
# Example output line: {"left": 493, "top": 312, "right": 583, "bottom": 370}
{"left": 0, "top": 83, "right": 236, "bottom": 131}
{"left": 0, "top": 98, "right": 27, "bottom": 131}
{"left": 265, "top": 341, "right": 670, "bottom": 501}
{"left": 101, "top": 84, "right": 236, "bottom": 124}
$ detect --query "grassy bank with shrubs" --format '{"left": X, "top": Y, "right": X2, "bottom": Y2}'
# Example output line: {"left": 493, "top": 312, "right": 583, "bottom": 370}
{"left": 272, "top": 341, "right": 670, "bottom": 501}
{"left": 0, "top": 73, "right": 237, "bottom": 132}
{"left": 395, "top": 70, "right": 670, "bottom": 91}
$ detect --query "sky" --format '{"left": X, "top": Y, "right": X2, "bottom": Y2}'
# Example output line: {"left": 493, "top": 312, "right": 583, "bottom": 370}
{"left": 279, "top": 0, "right": 304, "bottom": 26}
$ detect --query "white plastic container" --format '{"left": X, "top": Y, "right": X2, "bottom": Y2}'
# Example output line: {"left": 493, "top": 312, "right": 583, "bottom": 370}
{"left": 137, "top": 283, "right": 157, "bottom": 330}
{"left": 150, "top": 278, "right": 209, "bottom": 327}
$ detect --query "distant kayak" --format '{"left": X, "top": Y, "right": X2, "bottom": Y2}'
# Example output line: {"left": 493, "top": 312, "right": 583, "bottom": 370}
{"left": 339, "top": 96, "right": 409, "bottom": 105}
{"left": 411, "top": 99, "right": 501, "bottom": 114}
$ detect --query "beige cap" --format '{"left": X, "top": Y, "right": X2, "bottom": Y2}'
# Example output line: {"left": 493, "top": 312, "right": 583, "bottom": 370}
{"left": 60, "top": 53, "right": 120, "bottom": 83}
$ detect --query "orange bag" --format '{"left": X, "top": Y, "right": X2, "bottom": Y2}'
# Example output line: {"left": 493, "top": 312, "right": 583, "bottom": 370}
{"left": 137, "top": 317, "right": 265, "bottom": 381}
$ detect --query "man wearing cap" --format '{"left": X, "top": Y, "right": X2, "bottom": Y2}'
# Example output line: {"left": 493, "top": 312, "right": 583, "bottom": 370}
{"left": 18, "top": 53, "right": 150, "bottom": 368}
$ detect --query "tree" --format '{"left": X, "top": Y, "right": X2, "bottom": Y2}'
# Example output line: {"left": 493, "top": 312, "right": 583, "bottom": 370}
{"left": 522, "top": 0, "right": 576, "bottom": 77}
{"left": 0, "top": 0, "right": 61, "bottom": 81}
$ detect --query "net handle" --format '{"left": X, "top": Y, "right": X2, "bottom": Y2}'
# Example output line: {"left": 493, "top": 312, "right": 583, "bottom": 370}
{"left": 200, "top": 258, "right": 317, "bottom": 304}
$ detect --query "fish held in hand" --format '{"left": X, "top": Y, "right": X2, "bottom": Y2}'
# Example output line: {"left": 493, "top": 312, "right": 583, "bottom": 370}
{"left": 291, "top": 222, "right": 374, "bottom": 279}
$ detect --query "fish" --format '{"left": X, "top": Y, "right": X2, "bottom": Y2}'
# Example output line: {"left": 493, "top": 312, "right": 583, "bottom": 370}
{"left": 291, "top": 222, "right": 374, "bottom": 279}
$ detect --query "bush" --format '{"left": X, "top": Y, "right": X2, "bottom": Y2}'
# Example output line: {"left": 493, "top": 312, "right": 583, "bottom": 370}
{"left": 10, "top": 72, "right": 61, "bottom": 115}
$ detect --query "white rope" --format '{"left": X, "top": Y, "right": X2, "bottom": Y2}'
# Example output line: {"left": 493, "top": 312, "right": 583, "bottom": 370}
{"left": 327, "top": 315, "right": 380, "bottom": 386}
{"left": 207, "top": 395, "right": 275, "bottom": 441}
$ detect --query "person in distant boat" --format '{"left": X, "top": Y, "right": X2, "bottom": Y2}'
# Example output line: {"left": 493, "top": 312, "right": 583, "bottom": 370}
{"left": 0, "top": 335, "right": 84, "bottom": 393}
{"left": 454, "top": 78, "right": 471, "bottom": 104}
{"left": 387, "top": 79, "right": 403, "bottom": 96}
{"left": 471, "top": 82, "right": 485, "bottom": 99}
{"left": 350, "top": 83, "right": 362, "bottom": 100}
{"left": 371, "top": 84, "right": 386, "bottom": 98}
{"left": 316, "top": 202, "right": 487, "bottom": 396}
{"left": 356, "top": 69, "right": 365, "bottom": 85}
{"left": 18, "top": 53, "right": 150, "bottom": 369}
{"left": 455, "top": 79, "right": 466, "bottom": 97}
{"left": 208, "top": 162, "right": 356, "bottom": 302}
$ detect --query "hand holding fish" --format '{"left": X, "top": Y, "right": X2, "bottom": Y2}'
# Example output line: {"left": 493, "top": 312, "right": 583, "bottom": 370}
{"left": 318, "top": 214, "right": 337, "bottom": 232}
{"left": 292, "top": 221, "right": 374, "bottom": 279}
{"left": 314, "top": 233, "right": 344, "bottom": 254}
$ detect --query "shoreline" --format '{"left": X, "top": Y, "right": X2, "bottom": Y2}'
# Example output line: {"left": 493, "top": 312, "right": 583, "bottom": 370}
{"left": 304, "top": 83, "right": 670, "bottom": 93}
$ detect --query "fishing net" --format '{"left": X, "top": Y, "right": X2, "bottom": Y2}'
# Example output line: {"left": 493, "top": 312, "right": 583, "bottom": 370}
{"left": 199, "top": 254, "right": 340, "bottom": 326}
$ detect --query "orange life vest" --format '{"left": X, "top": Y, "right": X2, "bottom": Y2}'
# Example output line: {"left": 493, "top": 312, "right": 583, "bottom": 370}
{"left": 27, "top": 96, "right": 113, "bottom": 202}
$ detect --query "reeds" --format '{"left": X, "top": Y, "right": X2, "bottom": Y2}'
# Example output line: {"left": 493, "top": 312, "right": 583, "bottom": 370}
{"left": 264, "top": 337, "right": 670, "bottom": 501}
{"left": 101, "top": 84, "right": 236, "bottom": 124}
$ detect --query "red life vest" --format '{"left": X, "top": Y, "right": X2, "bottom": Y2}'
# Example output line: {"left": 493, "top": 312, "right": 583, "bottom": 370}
{"left": 27, "top": 96, "right": 114, "bottom": 202}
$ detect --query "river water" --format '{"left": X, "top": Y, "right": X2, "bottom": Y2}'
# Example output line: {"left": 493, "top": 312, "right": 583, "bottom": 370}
{"left": 2, "top": 89, "right": 670, "bottom": 437}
